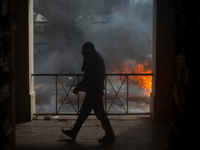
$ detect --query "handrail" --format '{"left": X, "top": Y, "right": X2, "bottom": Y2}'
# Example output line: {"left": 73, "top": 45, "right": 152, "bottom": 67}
{"left": 32, "top": 73, "right": 153, "bottom": 76}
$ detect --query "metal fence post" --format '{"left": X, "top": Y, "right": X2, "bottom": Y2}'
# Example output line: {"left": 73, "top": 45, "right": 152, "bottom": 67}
{"left": 105, "top": 75, "right": 107, "bottom": 112}
{"left": 56, "top": 75, "right": 58, "bottom": 114}
{"left": 127, "top": 75, "right": 129, "bottom": 114}
{"left": 78, "top": 75, "right": 79, "bottom": 114}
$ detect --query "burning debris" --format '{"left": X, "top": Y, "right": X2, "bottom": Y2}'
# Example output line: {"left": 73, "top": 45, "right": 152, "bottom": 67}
{"left": 112, "top": 59, "right": 152, "bottom": 97}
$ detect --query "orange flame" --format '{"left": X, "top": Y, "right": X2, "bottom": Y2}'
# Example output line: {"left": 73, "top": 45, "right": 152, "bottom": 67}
{"left": 112, "top": 60, "right": 152, "bottom": 97}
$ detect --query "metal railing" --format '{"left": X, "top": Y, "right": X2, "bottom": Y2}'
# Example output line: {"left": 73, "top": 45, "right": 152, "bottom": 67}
{"left": 32, "top": 73, "right": 153, "bottom": 115}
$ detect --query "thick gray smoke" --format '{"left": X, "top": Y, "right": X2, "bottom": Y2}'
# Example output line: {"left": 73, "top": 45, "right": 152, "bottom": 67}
{"left": 33, "top": 0, "right": 153, "bottom": 114}
{"left": 33, "top": 0, "right": 153, "bottom": 74}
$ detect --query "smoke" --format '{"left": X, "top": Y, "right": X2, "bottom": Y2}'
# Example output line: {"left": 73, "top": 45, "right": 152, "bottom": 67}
{"left": 33, "top": 0, "right": 153, "bottom": 113}
{"left": 33, "top": 0, "right": 153, "bottom": 73}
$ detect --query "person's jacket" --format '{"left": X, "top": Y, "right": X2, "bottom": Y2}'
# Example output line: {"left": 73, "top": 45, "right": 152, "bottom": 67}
{"left": 76, "top": 50, "right": 105, "bottom": 92}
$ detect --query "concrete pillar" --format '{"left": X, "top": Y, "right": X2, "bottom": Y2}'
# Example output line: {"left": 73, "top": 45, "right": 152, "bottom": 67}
{"left": 15, "top": 0, "right": 35, "bottom": 122}
{"left": 151, "top": 0, "right": 174, "bottom": 122}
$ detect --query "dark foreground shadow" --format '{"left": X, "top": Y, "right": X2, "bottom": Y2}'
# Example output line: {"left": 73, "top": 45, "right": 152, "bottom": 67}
{"left": 57, "top": 139, "right": 76, "bottom": 143}
{"left": 15, "top": 117, "right": 168, "bottom": 150}
{"left": 15, "top": 141, "right": 116, "bottom": 150}
{"left": 56, "top": 138, "right": 116, "bottom": 150}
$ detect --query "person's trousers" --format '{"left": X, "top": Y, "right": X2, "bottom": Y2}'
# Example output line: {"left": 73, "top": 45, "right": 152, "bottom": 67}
{"left": 73, "top": 91, "right": 113, "bottom": 134}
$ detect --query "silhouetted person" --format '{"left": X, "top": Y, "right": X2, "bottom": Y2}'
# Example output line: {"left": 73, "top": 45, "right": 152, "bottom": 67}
{"left": 61, "top": 42, "right": 115, "bottom": 143}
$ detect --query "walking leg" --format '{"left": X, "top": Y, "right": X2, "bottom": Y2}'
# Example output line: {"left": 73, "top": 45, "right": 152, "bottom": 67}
{"left": 61, "top": 96, "right": 92, "bottom": 140}
{"left": 93, "top": 98, "right": 115, "bottom": 142}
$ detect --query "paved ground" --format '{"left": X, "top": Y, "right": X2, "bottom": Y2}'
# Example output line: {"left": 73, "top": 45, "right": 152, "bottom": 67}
{"left": 15, "top": 115, "right": 169, "bottom": 150}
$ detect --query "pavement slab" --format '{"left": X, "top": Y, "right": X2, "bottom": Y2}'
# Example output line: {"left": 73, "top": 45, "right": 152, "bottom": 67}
{"left": 15, "top": 115, "right": 169, "bottom": 150}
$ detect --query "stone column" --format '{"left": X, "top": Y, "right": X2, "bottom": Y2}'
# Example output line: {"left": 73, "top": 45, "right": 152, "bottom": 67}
{"left": 15, "top": 0, "right": 35, "bottom": 122}
{"left": 150, "top": 0, "right": 174, "bottom": 122}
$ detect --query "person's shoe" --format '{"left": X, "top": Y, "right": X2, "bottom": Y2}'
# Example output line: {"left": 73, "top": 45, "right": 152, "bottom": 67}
{"left": 98, "top": 133, "right": 116, "bottom": 143}
{"left": 61, "top": 128, "right": 78, "bottom": 140}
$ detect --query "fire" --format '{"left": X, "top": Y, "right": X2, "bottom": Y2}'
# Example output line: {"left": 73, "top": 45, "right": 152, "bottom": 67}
{"left": 112, "top": 60, "right": 152, "bottom": 97}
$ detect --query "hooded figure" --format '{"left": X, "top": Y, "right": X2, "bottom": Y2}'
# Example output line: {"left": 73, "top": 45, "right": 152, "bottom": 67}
{"left": 77, "top": 42, "right": 105, "bottom": 92}
{"left": 61, "top": 42, "right": 115, "bottom": 143}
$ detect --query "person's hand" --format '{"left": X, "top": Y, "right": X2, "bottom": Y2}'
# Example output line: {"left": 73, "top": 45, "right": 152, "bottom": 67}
{"left": 73, "top": 87, "right": 79, "bottom": 95}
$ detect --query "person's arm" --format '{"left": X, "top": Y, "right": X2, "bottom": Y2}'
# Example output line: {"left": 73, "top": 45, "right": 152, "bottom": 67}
{"left": 73, "top": 59, "right": 93, "bottom": 94}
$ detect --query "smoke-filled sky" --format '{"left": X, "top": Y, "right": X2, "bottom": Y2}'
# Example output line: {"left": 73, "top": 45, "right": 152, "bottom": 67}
{"left": 33, "top": 0, "right": 153, "bottom": 74}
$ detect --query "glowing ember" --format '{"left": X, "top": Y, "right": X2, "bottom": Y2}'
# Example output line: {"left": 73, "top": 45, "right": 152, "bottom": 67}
{"left": 112, "top": 60, "right": 152, "bottom": 97}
